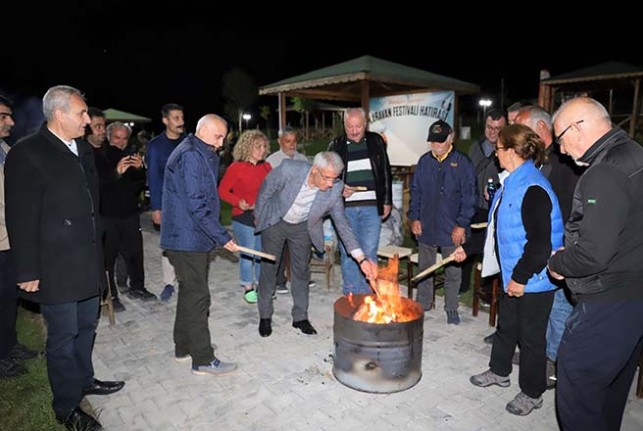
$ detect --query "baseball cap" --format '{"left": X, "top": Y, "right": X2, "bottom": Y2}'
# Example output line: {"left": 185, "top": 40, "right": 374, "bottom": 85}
{"left": 427, "top": 120, "right": 453, "bottom": 143}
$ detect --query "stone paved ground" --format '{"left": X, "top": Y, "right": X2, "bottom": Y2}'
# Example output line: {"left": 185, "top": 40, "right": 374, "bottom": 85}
{"left": 89, "top": 215, "right": 643, "bottom": 430}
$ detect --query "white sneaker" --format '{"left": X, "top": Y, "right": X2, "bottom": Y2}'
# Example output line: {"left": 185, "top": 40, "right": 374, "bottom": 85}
{"left": 275, "top": 285, "right": 289, "bottom": 294}
{"left": 191, "top": 358, "right": 237, "bottom": 376}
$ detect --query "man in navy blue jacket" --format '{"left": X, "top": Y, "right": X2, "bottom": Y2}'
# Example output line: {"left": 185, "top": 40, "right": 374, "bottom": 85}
{"left": 161, "top": 114, "right": 239, "bottom": 377}
{"left": 408, "top": 120, "right": 477, "bottom": 324}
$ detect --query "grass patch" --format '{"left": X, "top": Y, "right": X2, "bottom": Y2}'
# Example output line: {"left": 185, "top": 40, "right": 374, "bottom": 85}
{"left": 0, "top": 305, "right": 63, "bottom": 430}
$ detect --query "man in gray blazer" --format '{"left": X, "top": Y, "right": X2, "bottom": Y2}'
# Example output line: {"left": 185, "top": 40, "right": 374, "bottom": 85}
{"left": 254, "top": 151, "right": 378, "bottom": 337}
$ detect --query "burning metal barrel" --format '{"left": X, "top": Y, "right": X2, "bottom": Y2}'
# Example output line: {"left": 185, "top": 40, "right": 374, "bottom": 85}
{"left": 333, "top": 294, "right": 424, "bottom": 393}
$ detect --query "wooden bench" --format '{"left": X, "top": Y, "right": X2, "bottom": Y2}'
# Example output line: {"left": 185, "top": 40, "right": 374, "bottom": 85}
{"left": 471, "top": 263, "right": 500, "bottom": 326}
{"left": 309, "top": 241, "right": 335, "bottom": 290}
{"left": 377, "top": 245, "right": 414, "bottom": 290}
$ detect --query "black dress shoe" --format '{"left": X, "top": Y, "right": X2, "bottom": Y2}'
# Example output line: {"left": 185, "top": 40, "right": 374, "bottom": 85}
{"left": 292, "top": 319, "right": 317, "bottom": 335}
{"left": 84, "top": 378, "right": 125, "bottom": 395}
{"left": 0, "top": 358, "right": 26, "bottom": 378}
{"left": 259, "top": 318, "right": 272, "bottom": 337}
{"left": 9, "top": 343, "right": 40, "bottom": 360}
{"left": 57, "top": 407, "right": 103, "bottom": 431}
{"left": 483, "top": 332, "right": 496, "bottom": 345}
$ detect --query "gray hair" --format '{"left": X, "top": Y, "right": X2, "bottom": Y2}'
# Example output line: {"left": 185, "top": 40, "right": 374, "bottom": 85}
{"left": 518, "top": 105, "right": 552, "bottom": 131}
{"left": 313, "top": 151, "right": 344, "bottom": 175}
{"left": 106, "top": 121, "right": 132, "bottom": 140}
{"left": 42, "top": 85, "right": 84, "bottom": 122}
{"left": 278, "top": 126, "right": 297, "bottom": 138}
{"left": 343, "top": 107, "right": 367, "bottom": 124}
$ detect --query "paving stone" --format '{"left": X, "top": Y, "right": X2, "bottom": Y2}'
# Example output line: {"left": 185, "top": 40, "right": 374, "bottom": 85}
{"left": 87, "top": 212, "right": 643, "bottom": 430}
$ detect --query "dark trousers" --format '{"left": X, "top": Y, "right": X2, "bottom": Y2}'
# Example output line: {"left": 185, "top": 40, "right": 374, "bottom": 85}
{"left": 258, "top": 221, "right": 312, "bottom": 321}
{"left": 0, "top": 250, "right": 18, "bottom": 358}
{"left": 166, "top": 251, "right": 215, "bottom": 367}
{"left": 40, "top": 296, "right": 99, "bottom": 418}
{"left": 460, "top": 208, "right": 487, "bottom": 293}
{"left": 557, "top": 300, "right": 643, "bottom": 431}
{"left": 490, "top": 289, "right": 554, "bottom": 399}
{"left": 275, "top": 243, "right": 289, "bottom": 287}
{"left": 115, "top": 253, "right": 128, "bottom": 286}
{"left": 103, "top": 214, "right": 145, "bottom": 297}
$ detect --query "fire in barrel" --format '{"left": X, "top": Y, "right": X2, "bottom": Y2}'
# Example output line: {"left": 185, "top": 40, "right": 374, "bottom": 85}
{"left": 333, "top": 256, "right": 424, "bottom": 393}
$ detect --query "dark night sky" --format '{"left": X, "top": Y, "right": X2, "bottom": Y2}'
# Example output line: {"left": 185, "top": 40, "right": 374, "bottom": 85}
{"left": 4, "top": 4, "right": 642, "bottom": 134}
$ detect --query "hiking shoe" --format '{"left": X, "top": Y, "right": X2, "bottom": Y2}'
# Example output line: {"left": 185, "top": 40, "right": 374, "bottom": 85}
{"left": 275, "top": 284, "right": 289, "bottom": 294}
{"left": 111, "top": 297, "right": 126, "bottom": 313}
{"left": 470, "top": 369, "right": 510, "bottom": 388}
{"left": 506, "top": 391, "right": 543, "bottom": 415}
{"left": 0, "top": 358, "right": 27, "bottom": 378}
{"left": 446, "top": 310, "right": 460, "bottom": 325}
{"left": 244, "top": 289, "right": 258, "bottom": 303}
{"left": 546, "top": 358, "right": 556, "bottom": 389}
{"left": 160, "top": 284, "right": 175, "bottom": 302}
{"left": 9, "top": 343, "right": 39, "bottom": 361}
{"left": 191, "top": 358, "right": 237, "bottom": 376}
{"left": 128, "top": 288, "right": 157, "bottom": 302}
{"left": 175, "top": 354, "right": 191, "bottom": 363}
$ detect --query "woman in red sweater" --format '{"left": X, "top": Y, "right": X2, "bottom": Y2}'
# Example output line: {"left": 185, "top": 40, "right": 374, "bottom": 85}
{"left": 219, "top": 130, "right": 271, "bottom": 303}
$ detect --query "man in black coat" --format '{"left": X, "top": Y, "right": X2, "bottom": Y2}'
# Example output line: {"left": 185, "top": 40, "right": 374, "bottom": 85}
{"left": 4, "top": 85, "right": 124, "bottom": 431}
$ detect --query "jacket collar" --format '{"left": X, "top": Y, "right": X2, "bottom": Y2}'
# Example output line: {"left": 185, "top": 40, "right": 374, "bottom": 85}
{"left": 578, "top": 128, "right": 628, "bottom": 165}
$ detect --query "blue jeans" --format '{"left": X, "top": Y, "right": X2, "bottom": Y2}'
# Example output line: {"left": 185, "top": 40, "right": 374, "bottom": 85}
{"left": 339, "top": 206, "right": 381, "bottom": 295}
{"left": 232, "top": 221, "right": 261, "bottom": 287}
{"left": 546, "top": 287, "right": 573, "bottom": 361}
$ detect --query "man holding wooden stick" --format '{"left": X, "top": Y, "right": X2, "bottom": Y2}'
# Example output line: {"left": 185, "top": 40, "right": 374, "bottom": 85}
{"left": 161, "top": 114, "right": 239, "bottom": 377}
{"left": 254, "top": 152, "right": 378, "bottom": 337}
{"left": 408, "top": 120, "right": 476, "bottom": 325}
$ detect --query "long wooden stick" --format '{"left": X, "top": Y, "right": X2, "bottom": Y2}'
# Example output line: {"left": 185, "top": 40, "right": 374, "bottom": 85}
{"left": 411, "top": 255, "right": 455, "bottom": 282}
{"left": 470, "top": 222, "right": 488, "bottom": 229}
{"left": 236, "top": 245, "right": 276, "bottom": 261}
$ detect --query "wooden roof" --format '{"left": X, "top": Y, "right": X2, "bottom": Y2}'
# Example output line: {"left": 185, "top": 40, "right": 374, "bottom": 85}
{"left": 542, "top": 61, "right": 643, "bottom": 85}
{"left": 259, "top": 55, "right": 479, "bottom": 101}
{"left": 538, "top": 61, "right": 643, "bottom": 137}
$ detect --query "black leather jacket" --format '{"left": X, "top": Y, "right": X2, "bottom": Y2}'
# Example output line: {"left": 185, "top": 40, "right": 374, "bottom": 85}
{"left": 328, "top": 131, "right": 392, "bottom": 215}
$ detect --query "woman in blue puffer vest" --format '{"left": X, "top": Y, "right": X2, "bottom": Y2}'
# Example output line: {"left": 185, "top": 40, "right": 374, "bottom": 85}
{"left": 452, "top": 124, "right": 563, "bottom": 416}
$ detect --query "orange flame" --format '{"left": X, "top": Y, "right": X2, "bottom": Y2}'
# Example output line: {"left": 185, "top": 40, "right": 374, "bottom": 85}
{"left": 350, "top": 255, "right": 422, "bottom": 324}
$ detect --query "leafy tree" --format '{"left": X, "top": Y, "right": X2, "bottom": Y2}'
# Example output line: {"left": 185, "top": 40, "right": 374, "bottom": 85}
{"left": 291, "top": 97, "right": 316, "bottom": 140}
{"left": 222, "top": 67, "right": 258, "bottom": 131}
{"left": 259, "top": 105, "right": 271, "bottom": 138}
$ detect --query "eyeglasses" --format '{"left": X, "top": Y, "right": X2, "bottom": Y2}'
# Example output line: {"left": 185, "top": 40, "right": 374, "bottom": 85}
{"left": 317, "top": 169, "right": 340, "bottom": 184}
{"left": 555, "top": 120, "right": 584, "bottom": 145}
{"left": 494, "top": 146, "right": 507, "bottom": 154}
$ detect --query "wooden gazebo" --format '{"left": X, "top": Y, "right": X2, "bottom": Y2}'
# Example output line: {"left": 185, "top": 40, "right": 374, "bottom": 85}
{"left": 538, "top": 61, "right": 643, "bottom": 137}
{"left": 259, "top": 55, "right": 479, "bottom": 131}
